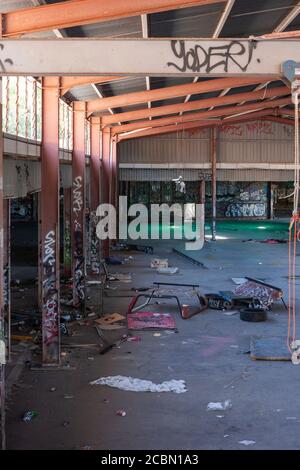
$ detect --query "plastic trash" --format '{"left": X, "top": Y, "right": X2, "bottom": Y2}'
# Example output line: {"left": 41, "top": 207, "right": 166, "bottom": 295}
{"left": 116, "top": 409, "right": 126, "bottom": 417}
{"left": 207, "top": 400, "right": 232, "bottom": 411}
{"left": 22, "top": 411, "right": 38, "bottom": 422}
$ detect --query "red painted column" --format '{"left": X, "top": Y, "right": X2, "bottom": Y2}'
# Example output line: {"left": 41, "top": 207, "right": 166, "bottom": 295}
{"left": 72, "top": 101, "right": 86, "bottom": 308}
{"left": 0, "top": 77, "right": 6, "bottom": 450}
{"left": 40, "top": 77, "right": 60, "bottom": 365}
{"left": 63, "top": 188, "right": 71, "bottom": 277}
{"left": 90, "top": 117, "right": 101, "bottom": 274}
{"left": 102, "top": 127, "right": 111, "bottom": 258}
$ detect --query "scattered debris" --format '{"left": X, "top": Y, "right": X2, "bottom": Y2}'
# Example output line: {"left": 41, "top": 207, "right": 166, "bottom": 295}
{"left": 50, "top": 387, "right": 56, "bottom": 392}
{"left": 90, "top": 375, "right": 187, "bottom": 393}
{"left": 95, "top": 313, "right": 125, "bottom": 326}
{"left": 151, "top": 258, "right": 168, "bottom": 269}
{"left": 116, "top": 409, "right": 126, "bottom": 417}
{"left": 128, "top": 312, "right": 176, "bottom": 330}
{"left": 222, "top": 310, "right": 238, "bottom": 316}
{"left": 22, "top": 411, "right": 38, "bottom": 422}
{"left": 153, "top": 333, "right": 161, "bottom": 337}
{"left": 207, "top": 400, "right": 232, "bottom": 411}
{"left": 64, "top": 395, "right": 74, "bottom": 399}
{"left": 105, "top": 256, "right": 123, "bottom": 265}
{"left": 157, "top": 267, "right": 179, "bottom": 275}
{"left": 11, "top": 334, "right": 33, "bottom": 342}
{"left": 238, "top": 440, "right": 256, "bottom": 446}
{"left": 126, "top": 335, "right": 141, "bottom": 342}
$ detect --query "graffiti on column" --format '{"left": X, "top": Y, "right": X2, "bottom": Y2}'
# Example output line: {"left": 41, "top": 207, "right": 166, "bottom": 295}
{"left": 72, "top": 176, "right": 85, "bottom": 306}
{"left": 42, "top": 230, "right": 59, "bottom": 351}
{"left": 64, "top": 219, "right": 71, "bottom": 271}
{"left": 90, "top": 211, "right": 100, "bottom": 275}
{"left": 3, "top": 265, "right": 8, "bottom": 313}
{"left": 0, "top": 44, "right": 13, "bottom": 72}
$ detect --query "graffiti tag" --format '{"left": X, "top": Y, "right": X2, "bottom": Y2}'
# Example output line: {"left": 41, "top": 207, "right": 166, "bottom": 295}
{"left": 167, "top": 40, "right": 257, "bottom": 74}
{"left": 73, "top": 176, "right": 83, "bottom": 215}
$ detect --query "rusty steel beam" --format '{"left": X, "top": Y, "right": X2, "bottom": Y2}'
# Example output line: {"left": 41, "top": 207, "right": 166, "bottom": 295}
{"left": 72, "top": 101, "right": 86, "bottom": 309}
{"left": 90, "top": 117, "right": 101, "bottom": 275}
{"left": 61, "top": 76, "right": 125, "bottom": 96}
{"left": 259, "top": 30, "right": 300, "bottom": 39}
{"left": 112, "top": 97, "right": 291, "bottom": 134}
{"left": 279, "top": 108, "right": 294, "bottom": 117}
{"left": 1, "top": 0, "right": 226, "bottom": 36}
{"left": 63, "top": 189, "right": 71, "bottom": 278}
{"left": 41, "top": 77, "right": 60, "bottom": 365}
{"left": 118, "top": 109, "right": 275, "bottom": 140}
{"left": 102, "top": 128, "right": 111, "bottom": 259}
{"left": 87, "top": 77, "right": 273, "bottom": 115}
{"left": 263, "top": 115, "right": 295, "bottom": 126}
{"left": 102, "top": 85, "right": 289, "bottom": 125}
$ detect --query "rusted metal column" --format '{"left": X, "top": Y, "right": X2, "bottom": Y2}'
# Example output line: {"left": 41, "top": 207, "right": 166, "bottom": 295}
{"left": 111, "top": 136, "right": 118, "bottom": 240}
{"left": 0, "top": 77, "right": 6, "bottom": 450}
{"left": 102, "top": 127, "right": 111, "bottom": 258}
{"left": 72, "top": 101, "right": 86, "bottom": 308}
{"left": 90, "top": 117, "right": 101, "bottom": 274}
{"left": 3, "top": 199, "right": 11, "bottom": 361}
{"left": 40, "top": 77, "right": 60, "bottom": 365}
{"left": 63, "top": 188, "right": 71, "bottom": 277}
{"left": 211, "top": 127, "right": 217, "bottom": 241}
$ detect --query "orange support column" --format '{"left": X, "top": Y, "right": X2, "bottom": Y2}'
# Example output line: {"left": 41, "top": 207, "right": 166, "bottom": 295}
{"left": 102, "top": 127, "right": 111, "bottom": 259}
{"left": 72, "top": 101, "right": 86, "bottom": 309}
{"left": 40, "top": 77, "right": 60, "bottom": 365}
{"left": 0, "top": 77, "right": 6, "bottom": 450}
{"left": 90, "top": 117, "right": 101, "bottom": 274}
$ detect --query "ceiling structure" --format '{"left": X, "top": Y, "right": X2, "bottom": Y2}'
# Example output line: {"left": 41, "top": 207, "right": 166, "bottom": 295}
{"left": 2, "top": 0, "right": 300, "bottom": 139}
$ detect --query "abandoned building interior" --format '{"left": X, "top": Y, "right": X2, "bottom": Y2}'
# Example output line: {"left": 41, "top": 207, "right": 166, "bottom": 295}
{"left": 2, "top": 0, "right": 300, "bottom": 451}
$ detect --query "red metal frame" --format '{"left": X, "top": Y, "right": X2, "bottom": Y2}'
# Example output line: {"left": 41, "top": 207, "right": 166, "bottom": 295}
{"left": 90, "top": 117, "right": 101, "bottom": 274}
{"left": 40, "top": 77, "right": 60, "bottom": 364}
{"left": 63, "top": 188, "right": 71, "bottom": 277}
{"left": 102, "top": 127, "right": 111, "bottom": 258}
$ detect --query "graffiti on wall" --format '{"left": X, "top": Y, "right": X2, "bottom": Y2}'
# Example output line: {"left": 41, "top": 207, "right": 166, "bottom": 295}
{"left": 220, "top": 121, "right": 274, "bottom": 137}
{"left": 214, "top": 182, "right": 268, "bottom": 218}
{"left": 42, "top": 230, "right": 59, "bottom": 356}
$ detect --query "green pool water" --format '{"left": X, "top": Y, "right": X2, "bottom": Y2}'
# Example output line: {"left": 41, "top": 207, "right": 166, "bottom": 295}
{"left": 124, "top": 219, "right": 290, "bottom": 241}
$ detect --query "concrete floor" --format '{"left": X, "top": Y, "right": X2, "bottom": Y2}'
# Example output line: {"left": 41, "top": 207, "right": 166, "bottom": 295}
{"left": 5, "top": 222, "right": 300, "bottom": 450}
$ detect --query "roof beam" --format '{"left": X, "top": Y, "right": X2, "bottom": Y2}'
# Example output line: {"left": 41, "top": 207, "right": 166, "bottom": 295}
{"left": 61, "top": 76, "right": 125, "bottom": 96}
{"left": 1, "top": 0, "right": 227, "bottom": 37}
{"left": 111, "top": 97, "right": 291, "bottom": 134}
{"left": 273, "top": 2, "right": 300, "bottom": 32}
{"left": 87, "top": 77, "right": 274, "bottom": 115}
{"left": 102, "top": 85, "right": 288, "bottom": 125}
{"left": 119, "top": 109, "right": 275, "bottom": 140}
{"left": 259, "top": 29, "right": 300, "bottom": 39}
{"left": 264, "top": 116, "right": 294, "bottom": 126}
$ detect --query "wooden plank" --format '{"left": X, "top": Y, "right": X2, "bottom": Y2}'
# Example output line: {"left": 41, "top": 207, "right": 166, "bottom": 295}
{"left": 250, "top": 336, "right": 291, "bottom": 361}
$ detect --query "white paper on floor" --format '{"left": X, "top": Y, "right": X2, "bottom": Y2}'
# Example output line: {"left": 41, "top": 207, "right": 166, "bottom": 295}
{"left": 238, "top": 440, "right": 256, "bottom": 446}
{"left": 207, "top": 400, "right": 232, "bottom": 411}
{"left": 90, "top": 375, "right": 187, "bottom": 393}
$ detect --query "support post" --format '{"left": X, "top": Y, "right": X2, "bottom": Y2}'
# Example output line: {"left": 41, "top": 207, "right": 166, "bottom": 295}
{"left": 0, "top": 77, "right": 6, "bottom": 450}
{"left": 102, "top": 127, "right": 111, "bottom": 258}
{"left": 90, "top": 117, "right": 101, "bottom": 274}
{"left": 3, "top": 200, "right": 11, "bottom": 361}
{"left": 211, "top": 127, "right": 217, "bottom": 241}
{"left": 63, "top": 188, "right": 71, "bottom": 277}
{"left": 72, "top": 101, "right": 86, "bottom": 309}
{"left": 267, "top": 182, "right": 274, "bottom": 220}
{"left": 40, "top": 77, "right": 60, "bottom": 365}
{"left": 111, "top": 136, "right": 118, "bottom": 240}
